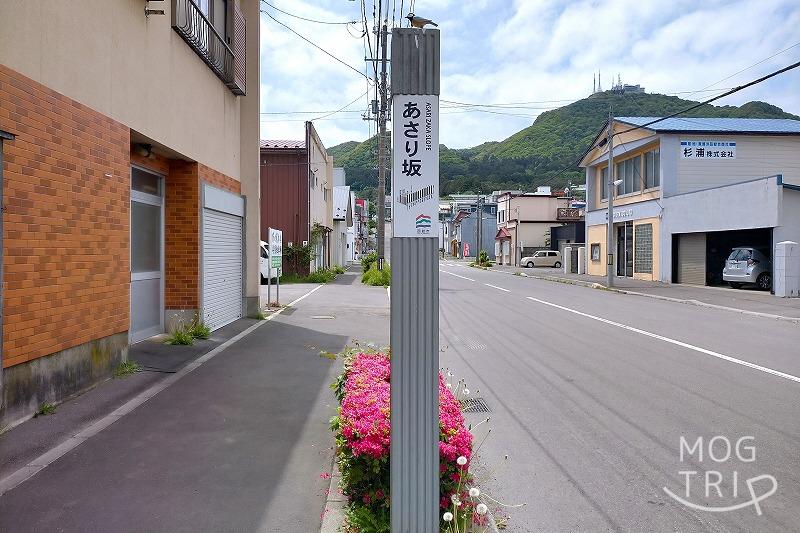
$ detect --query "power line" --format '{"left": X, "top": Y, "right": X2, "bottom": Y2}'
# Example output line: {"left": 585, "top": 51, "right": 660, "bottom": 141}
{"left": 614, "top": 59, "right": 800, "bottom": 138}
{"left": 310, "top": 90, "right": 370, "bottom": 121}
{"left": 685, "top": 40, "right": 800, "bottom": 99}
{"left": 260, "top": 0, "right": 358, "bottom": 25}
{"left": 261, "top": 10, "right": 369, "bottom": 80}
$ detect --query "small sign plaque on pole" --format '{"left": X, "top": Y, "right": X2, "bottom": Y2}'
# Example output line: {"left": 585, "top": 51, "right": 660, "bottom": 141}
{"left": 269, "top": 228, "right": 283, "bottom": 306}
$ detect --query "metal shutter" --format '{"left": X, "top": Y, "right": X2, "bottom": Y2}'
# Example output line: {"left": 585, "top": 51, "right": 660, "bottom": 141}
{"left": 677, "top": 233, "right": 706, "bottom": 285}
{"left": 202, "top": 208, "right": 243, "bottom": 330}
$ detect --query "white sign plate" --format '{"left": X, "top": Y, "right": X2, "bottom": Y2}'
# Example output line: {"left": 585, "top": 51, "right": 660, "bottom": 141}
{"left": 391, "top": 94, "right": 439, "bottom": 238}
{"left": 680, "top": 140, "right": 736, "bottom": 159}
{"left": 268, "top": 227, "right": 283, "bottom": 272}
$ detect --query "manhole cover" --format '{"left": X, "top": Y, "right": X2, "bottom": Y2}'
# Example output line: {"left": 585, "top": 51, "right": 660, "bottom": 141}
{"left": 461, "top": 397, "right": 490, "bottom": 413}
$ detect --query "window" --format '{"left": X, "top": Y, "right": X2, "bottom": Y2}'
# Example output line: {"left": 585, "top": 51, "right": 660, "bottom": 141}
{"left": 614, "top": 155, "right": 642, "bottom": 195}
{"left": 634, "top": 224, "right": 653, "bottom": 273}
{"left": 260, "top": 246, "right": 268, "bottom": 259}
{"left": 490, "top": 207, "right": 496, "bottom": 215}
{"left": 645, "top": 148, "right": 660, "bottom": 188}
{"left": 600, "top": 167, "right": 608, "bottom": 200}
{"left": 549, "top": 251, "right": 558, "bottom": 257}
{"left": 132, "top": 167, "right": 161, "bottom": 196}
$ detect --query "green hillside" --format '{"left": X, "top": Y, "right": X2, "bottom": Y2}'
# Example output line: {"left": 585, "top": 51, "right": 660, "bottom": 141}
{"left": 328, "top": 91, "right": 799, "bottom": 195}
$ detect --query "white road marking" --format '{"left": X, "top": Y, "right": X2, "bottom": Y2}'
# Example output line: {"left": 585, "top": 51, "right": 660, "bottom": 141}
{"left": 439, "top": 270, "right": 476, "bottom": 282}
{"left": 526, "top": 296, "right": 800, "bottom": 385}
{"left": 484, "top": 283, "right": 510, "bottom": 292}
{"left": 0, "top": 285, "right": 325, "bottom": 497}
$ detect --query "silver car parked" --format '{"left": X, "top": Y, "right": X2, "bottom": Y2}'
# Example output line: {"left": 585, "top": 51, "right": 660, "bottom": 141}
{"left": 521, "top": 250, "right": 562, "bottom": 268}
{"left": 722, "top": 247, "right": 771, "bottom": 290}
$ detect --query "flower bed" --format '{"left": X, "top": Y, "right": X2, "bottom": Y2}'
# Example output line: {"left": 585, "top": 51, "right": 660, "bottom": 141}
{"left": 331, "top": 350, "right": 488, "bottom": 532}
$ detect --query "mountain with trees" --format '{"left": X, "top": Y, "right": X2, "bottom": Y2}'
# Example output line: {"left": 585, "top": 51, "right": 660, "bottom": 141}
{"left": 328, "top": 91, "right": 798, "bottom": 196}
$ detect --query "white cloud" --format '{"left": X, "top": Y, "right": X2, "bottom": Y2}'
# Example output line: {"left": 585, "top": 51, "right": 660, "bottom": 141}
{"left": 259, "top": 0, "right": 800, "bottom": 150}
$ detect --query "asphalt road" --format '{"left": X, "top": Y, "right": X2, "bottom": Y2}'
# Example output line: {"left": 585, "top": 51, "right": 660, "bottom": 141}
{"left": 438, "top": 260, "right": 800, "bottom": 533}
{"left": 0, "top": 269, "right": 390, "bottom": 533}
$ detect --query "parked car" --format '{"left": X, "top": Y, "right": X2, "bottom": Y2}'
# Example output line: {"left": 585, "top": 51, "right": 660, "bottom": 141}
{"left": 521, "top": 250, "right": 562, "bottom": 268}
{"left": 259, "top": 241, "right": 278, "bottom": 283}
{"left": 722, "top": 246, "right": 771, "bottom": 290}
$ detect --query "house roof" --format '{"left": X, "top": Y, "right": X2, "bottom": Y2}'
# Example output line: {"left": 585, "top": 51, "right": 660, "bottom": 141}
{"left": 260, "top": 139, "right": 306, "bottom": 149}
{"left": 333, "top": 186, "right": 351, "bottom": 220}
{"left": 495, "top": 227, "right": 512, "bottom": 240}
{"left": 615, "top": 117, "right": 800, "bottom": 135}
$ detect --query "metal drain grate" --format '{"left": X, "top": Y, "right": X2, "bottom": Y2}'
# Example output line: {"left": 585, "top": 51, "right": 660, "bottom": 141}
{"left": 461, "top": 397, "right": 490, "bottom": 413}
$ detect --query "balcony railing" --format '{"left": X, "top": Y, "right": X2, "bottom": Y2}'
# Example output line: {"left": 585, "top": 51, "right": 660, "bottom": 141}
{"left": 172, "top": 0, "right": 246, "bottom": 95}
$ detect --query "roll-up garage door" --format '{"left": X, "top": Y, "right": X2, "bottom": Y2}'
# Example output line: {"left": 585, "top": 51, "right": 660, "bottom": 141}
{"left": 677, "top": 233, "right": 706, "bottom": 285}
{"left": 202, "top": 185, "right": 244, "bottom": 330}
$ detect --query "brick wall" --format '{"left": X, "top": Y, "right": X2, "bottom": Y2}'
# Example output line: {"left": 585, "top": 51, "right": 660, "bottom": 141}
{"left": 165, "top": 160, "right": 200, "bottom": 310}
{"left": 200, "top": 163, "right": 241, "bottom": 194}
{"left": 162, "top": 162, "right": 240, "bottom": 312}
{"left": 0, "top": 65, "right": 130, "bottom": 368}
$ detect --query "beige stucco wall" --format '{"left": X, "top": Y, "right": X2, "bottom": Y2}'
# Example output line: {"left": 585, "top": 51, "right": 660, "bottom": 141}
{"left": 587, "top": 224, "right": 607, "bottom": 276}
{"left": 508, "top": 195, "right": 571, "bottom": 220}
{"left": 675, "top": 135, "right": 800, "bottom": 193}
{"left": 0, "top": 0, "right": 243, "bottom": 180}
{"left": 586, "top": 218, "right": 661, "bottom": 280}
{"left": 633, "top": 217, "right": 660, "bottom": 281}
{"left": 308, "top": 126, "right": 333, "bottom": 230}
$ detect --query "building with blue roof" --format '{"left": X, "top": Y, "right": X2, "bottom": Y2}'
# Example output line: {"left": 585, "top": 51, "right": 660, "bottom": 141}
{"left": 578, "top": 117, "right": 800, "bottom": 296}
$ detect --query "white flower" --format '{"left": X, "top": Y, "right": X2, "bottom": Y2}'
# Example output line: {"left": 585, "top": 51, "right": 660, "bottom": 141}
{"left": 463, "top": 388, "right": 470, "bottom": 396}
{"left": 457, "top": 456, "right": 467, "bottom": 466}
{"left": 469, "top": 487, "right": 480, "bottom": 498}
{"left": 443, "top": 512, "right": 453, "bottom": 522}
{"left": 476, "top": 503, "right": 488, "bottom": 515}
{"left": 446, "top": 383, "right": 452, "bottom": 389}
{"left": 447, "top": 371, "right": 453, "bottom": 377}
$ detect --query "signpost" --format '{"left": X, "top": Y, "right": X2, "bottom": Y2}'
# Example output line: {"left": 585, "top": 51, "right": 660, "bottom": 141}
{"left": 268, "top": 227, "right": 282, "bottom": 306}
{"left": 390, "top": 27, "right": 440, "bottom": 532}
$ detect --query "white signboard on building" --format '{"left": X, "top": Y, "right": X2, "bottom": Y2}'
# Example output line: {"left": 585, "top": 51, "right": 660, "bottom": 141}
{"left": 392, "top": 94, "right": 439, "bottom": 238}
{"left": 680, "top": 140, "right": 736, "bottom": 159}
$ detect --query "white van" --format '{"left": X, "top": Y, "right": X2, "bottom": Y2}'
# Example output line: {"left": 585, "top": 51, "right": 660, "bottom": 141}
{"left": 260, "top": 241, "right": 278, "bottom": 283}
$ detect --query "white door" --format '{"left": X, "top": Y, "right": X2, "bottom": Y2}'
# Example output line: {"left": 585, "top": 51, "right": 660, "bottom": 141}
{"left": 202, "top": 186, "right": 244, "bottom": 330}
{"left": 130, "top": 167, "right": 164, "bottom": 343}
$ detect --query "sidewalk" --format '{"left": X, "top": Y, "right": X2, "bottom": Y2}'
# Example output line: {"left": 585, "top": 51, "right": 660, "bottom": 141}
{"left": 0, "top": 266, "right": 390, "bottom": 532}
{"left": 449, "top": 259, "right": 800, "bottom": 321}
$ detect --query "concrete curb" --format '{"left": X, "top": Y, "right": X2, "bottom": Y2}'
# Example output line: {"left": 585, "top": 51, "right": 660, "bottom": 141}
{"left": 0, "top": 285, "right": 325, "bottom": 497}
{"left": 320, "top": 460, "right": 345, "bottom": 533}
{"left": 489, "top": 268, "right": 800, "bottom": 324}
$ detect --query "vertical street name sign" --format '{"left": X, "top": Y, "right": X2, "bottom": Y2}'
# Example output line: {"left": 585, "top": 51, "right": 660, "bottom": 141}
{"left": 390, "top": 27, "right": 440, "bottom": 533}
{"left": 392, "top": 94, "right": 439, "bottom": 238}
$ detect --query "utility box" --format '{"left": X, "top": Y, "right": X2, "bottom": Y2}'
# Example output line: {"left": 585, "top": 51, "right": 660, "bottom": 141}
{"left": 774, "top": 241, "right": 799, "bottom": 298}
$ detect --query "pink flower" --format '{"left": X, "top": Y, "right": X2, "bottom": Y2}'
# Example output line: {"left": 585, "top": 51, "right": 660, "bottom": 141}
{"left": 320, "top": 472, "right": 331, "bottom": 479}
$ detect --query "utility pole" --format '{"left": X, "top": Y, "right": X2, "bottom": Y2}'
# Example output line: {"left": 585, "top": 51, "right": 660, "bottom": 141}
{"left": 476, "top": 196, "right": 484, "bottom": 259}
{"left": 376, "top": 21, "right": 388, "bottom": 269}
{"left": 606, "top": 109, "right": 615, "bottom": 288}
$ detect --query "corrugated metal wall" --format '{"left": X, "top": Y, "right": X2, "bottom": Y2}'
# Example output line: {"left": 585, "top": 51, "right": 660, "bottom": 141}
{"left": 260, "top": 149, "right": 309, "bottom": 271}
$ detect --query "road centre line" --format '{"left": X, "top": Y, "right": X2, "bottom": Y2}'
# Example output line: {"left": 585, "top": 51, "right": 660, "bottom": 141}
{"left": 526, "top": 296, "right": 800, "bottom": 385}
{"left": 439, "top": 269, "right": 476, "bottom": 282}
{"left": 484, "top": 283, "right": 510, "bottom": 292}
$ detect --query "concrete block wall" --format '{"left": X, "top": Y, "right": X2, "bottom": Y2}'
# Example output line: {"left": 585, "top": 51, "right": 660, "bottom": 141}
{"left": 774, "top": 241, "right": 799, "bottom": 298}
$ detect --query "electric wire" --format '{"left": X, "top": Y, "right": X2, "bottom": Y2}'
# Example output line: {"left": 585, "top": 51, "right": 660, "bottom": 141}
{"left": 260, "top": 0, "right": 358, "bottom": 25}
{"left": 685, "top": 41, "right": 800, "bottom": 99}
{"left": 261, "top": 9, "right": 369, "bottom": 80}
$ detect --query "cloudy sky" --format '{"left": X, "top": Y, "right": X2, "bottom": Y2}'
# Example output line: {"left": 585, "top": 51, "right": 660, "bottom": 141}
{"left": 259, "top": 0, "right": 800, "bottom": 149}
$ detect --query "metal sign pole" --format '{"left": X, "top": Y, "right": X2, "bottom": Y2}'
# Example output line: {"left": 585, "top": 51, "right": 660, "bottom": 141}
{"left": 390, "top": 27, "right": 440, "bottom": 532}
